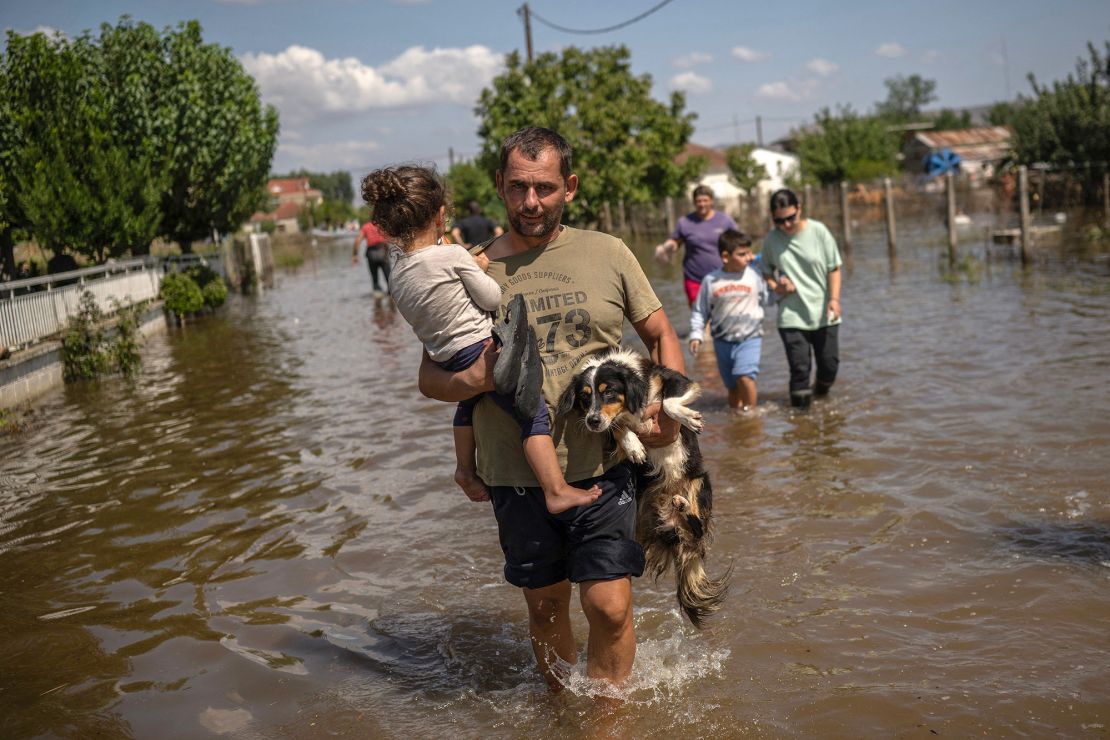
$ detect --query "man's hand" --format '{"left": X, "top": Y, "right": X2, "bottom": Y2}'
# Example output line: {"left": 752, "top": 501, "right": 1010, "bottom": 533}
{"left": 688, "top": 338, "right": 701, "bottom": 356}
{"left": 473, "top": 251, "right": 490, "bottom": 271}
{"left": 638, "top": 402, "right": 680, "bottom": 448}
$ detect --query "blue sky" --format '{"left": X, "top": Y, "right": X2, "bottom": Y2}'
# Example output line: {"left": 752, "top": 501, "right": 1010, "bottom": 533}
{"left": 4, "top": 0, "right": 1108, "bottom": 179}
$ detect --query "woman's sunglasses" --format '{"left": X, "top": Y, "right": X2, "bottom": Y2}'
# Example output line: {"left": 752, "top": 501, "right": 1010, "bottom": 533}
{"left": 773, "top": 210, "right": 799, "bottom": 226}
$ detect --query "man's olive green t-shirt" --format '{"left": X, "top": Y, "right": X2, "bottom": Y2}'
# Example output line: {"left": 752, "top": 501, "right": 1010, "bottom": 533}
{"left": 473, "top": 226, "right": 662, "bottom": 487}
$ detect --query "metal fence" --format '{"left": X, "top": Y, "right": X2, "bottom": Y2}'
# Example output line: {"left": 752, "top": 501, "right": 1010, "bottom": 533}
{"left": 0, "top": 258, "right": 163, "bottom": 352}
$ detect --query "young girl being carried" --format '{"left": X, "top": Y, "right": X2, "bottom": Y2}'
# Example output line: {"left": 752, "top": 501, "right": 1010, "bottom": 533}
{"left": 361, "top": 164, "right": 600, "bottom": 513}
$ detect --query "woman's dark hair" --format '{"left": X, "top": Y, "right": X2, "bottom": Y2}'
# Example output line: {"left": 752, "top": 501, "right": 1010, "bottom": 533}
{"left": 769, "top": 188, "right": 800, "bottom": 212}
{"left": 360, "top": 165, "right": 449, "bottom": 247}
{"left": 499, "top": 127, "right": 572, "bottom": 179}
{"left": 692, "top": 184, "right": 715, "bottom": 201}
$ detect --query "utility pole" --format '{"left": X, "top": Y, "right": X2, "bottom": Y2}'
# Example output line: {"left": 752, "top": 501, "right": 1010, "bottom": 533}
{"left": 756, "top": 116, "right": 763, "bottom": 148}
{"left": 520, "top": 3, "right": 534, "bottom": 63}
{"left": 448, "top": 147, "right": 455, "bottom": 169}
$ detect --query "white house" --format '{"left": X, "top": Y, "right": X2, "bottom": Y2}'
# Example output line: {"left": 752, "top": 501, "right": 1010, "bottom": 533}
{"left": 677, "top": 143, "right": 800, "bottom": 216}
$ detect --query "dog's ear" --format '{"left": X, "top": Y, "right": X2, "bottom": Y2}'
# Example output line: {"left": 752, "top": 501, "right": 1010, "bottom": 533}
{"left": 623, "top": 373, "right": 646, "bottom": 414}
{"left": 556, "top": 378, "right": 580, "bottom": 417}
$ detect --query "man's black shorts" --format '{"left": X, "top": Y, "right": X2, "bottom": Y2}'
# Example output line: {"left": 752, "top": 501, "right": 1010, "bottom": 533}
{"left": 488, "top": 462, "right": 645, "bottom": 589}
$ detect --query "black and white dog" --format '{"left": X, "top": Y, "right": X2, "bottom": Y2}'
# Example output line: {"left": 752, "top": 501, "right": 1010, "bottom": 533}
{"left": 557, "top": 348, "right": 729, "bottom": 628}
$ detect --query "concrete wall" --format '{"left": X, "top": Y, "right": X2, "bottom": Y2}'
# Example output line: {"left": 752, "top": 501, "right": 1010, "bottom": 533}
{"left": 0, "top": 304, "right": 167, "bottom": 410}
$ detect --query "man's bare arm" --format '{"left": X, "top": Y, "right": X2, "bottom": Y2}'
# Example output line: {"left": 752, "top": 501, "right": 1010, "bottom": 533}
{"left": 632, "top": 308, "right": 684, "bottom": 447}
{"left": 417, "top": 340, "right": 497, "bottom": 402}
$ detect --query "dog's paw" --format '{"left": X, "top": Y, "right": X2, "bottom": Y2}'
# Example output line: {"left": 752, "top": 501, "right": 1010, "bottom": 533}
{"left": 687, "top": 410, "right": 704, "bottom": 433}
{"left": 671, "top": 494, "right": 690, "bottom": 513}
{"left": 623, "top": 438, "right": 647, "bottom": 464}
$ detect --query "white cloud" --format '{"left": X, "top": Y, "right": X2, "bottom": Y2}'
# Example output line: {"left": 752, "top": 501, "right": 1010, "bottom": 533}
{"left": 806, "top": 58, "right": 839, "bottom": 77}
{"left": 756, "top": 81, "right": 802, "bottom": 102}
{"left": 732, "top": 46, "right": 769, "bottom": 62}
{"left": 670, "top": 72, "right": 713, "bottom": 95}
{"left": 240, "top": 44, "right": 504, "bottom": 127}
{"left": 277, "top": 139, "right": 383, "bottom": 171}
{"left": 5, "top": 25, "right": 67, "bottom": 39}
{"left": 673, "top": 52, "right": 713, "bottom": 69}
{"left": 875, "top": 42, "right": 907, "bottom": 58}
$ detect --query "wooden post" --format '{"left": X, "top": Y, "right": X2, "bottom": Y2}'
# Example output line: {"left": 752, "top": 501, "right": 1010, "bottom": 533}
{"left": 883, "top": 177, "right": 897, "bottom": 261}
{"left": 839, "top": 181, "right": 852, "bottom": 254}
{"left": 1018, "top": 165, "right": 1032, "bottom": 265}
{"left": 946, "top": 171, "right": 958, "bottom": 265}
{"left": 664, "top": 196, "right": 675, "bottom": 234}
{"left": 601, "top": 201, "right": 612, "bottom": 233}
{"left": 617, "top": 198, "right": 627, "bottom": 234}
{"left": 804, "top": 183, "right": 813, "bottom": 217}
{"left": 1103, "top": 171, "right": 1109, "bottom": 229}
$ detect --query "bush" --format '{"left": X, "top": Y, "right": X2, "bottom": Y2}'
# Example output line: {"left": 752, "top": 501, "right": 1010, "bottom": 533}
{"left": 160, "top": 272, "right": 204, "bottom": 315}
{"left": 61, "top": 291, "right": 144, "bottom": 380}
{"left": 201, "top": 278, "right": 228, "bottom": 308}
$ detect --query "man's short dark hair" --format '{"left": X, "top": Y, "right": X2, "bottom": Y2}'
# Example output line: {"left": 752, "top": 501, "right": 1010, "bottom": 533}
{"left": 499, "top": 127, "right": 572, "bottom": 179}
{"left": 718, "top": 228, "right": 753, "bottom": 254}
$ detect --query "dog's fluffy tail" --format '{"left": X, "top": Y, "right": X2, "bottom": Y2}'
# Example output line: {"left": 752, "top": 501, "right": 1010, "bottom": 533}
{"left": 675, "top": 554, "right": 732, "bottom": 629}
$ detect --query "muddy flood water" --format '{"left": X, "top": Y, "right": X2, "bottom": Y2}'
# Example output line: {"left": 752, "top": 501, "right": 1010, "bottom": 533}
{"left": 2, "top": 222, "right": 1109, "bottom": 738}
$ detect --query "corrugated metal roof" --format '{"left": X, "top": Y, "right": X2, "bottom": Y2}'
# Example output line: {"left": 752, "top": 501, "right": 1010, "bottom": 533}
{"left": 914, "top": 126, "right": 1012, "bottom": 148}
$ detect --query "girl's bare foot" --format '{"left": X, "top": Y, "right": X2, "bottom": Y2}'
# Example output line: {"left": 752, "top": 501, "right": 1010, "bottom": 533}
{"left": 545, "top": 483, "right": 601, "bottom": 514}
{"left": 454, "top": 466, "right": 490, "bottom": 502}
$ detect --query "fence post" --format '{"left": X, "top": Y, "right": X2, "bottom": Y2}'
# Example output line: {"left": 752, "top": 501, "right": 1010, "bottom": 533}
{"left": 838, "top": 181, "right": 852, "bottom": 255}
{"left": 946, "top": 172, "right": 958, "bottom": 265}
{"left": 1103, "top": 171, "right": 1109, "bottom": 229}
{"left": 665, "top": 196, "right": 675, "bottom": 234}
{"left": 804, "top": 183, "right": 813, "bottom": 217}
{"left": 883, "top": 177, "right": 897, "bottom": 262}
{"left": 1018, "top": 165, "right": 1032, "bottom": 266}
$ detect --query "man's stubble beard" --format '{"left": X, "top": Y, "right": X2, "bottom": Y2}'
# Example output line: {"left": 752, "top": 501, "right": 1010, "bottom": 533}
{"left": 508, "top": 202, "right": 565, "bottom": 239}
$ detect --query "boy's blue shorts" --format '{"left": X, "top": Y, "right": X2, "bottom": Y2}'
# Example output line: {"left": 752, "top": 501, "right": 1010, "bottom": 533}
{"left": 713, "top": 335, "right": 762, "bottom": 389}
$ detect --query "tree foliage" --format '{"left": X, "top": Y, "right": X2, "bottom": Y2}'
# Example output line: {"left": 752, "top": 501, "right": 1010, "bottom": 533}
{"left": 474, "top": 47, "right": 701, "bottom": 225}
{"left": 724, "top": 144, "right": 768, "bottom": 194}
{"left": 876, "top": 74, "right": 938, "bottom": 121}
{"left": 1009, "top": 40, "right": 1110, "bottom": 169}
{"left": 445, "top": 159, "right": 504, "bottom": 225}
{"left": 793, "top": 106, "right": 901, "bottom": 184}
{"left": 0, "top": 17, "right": 279, "bottom": 274}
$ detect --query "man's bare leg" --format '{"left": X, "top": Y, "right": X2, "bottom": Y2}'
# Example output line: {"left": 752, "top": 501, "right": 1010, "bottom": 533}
{"left": 522, "top": 580, "right": 577, "bottom": 693}
{"left": 579, "top": 577, "right": 635, "bottom": 694}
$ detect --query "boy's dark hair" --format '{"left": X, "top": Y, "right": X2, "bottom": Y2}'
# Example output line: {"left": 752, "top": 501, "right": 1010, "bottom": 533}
{"left": 718, "top": 229, "right": 753, "bottom": 254}
{"left": 499, "top": 127, "right": 573, "bottom": 179}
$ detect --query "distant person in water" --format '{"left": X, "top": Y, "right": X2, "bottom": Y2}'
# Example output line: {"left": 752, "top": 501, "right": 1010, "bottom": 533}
{"left": 654, "top": 184, "right": 738, "bottom": 305}
{"left": 352, "top": 219, "right": 391, "bottom": 293}
{"left": 450, "top": 200, "right": 503, "bottom": 248}
{"left": 760, "top": 188, "right": 842, "bottom": 409}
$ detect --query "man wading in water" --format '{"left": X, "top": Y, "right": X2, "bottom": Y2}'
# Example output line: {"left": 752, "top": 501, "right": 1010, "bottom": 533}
{"left": 418, "top": 127, "right": 684, "bottom": 699}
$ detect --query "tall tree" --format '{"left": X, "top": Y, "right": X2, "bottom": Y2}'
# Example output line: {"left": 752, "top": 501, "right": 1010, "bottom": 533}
{"left": 445, "top": 159, "right": 504, "bottom": 225}
{"left": 793, "top": 106, "right": 900, "bottom": 184}
{"left": 1010, "top": 40, "right": 1110, "bottom": 172}
{"left": 158, "top": 21, "right": 279, "bottom": 251}
{"left": 725, "top": 144, "right": 768, "bottom": 194}
{"left": 876, "top": 74, "right": 938, "bottom": 121}
{"left": 475, "top": 47, "right": 702, "bottom": 225}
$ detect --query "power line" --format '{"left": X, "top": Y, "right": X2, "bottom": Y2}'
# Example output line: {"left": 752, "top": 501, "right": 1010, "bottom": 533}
{"left": 528, "top": 0, "right": 677, "bottom": 35}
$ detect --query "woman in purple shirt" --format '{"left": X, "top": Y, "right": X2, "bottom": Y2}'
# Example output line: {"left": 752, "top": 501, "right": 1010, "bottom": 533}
{"left": 654, "top": 184, "right": 738, "bottom": 305}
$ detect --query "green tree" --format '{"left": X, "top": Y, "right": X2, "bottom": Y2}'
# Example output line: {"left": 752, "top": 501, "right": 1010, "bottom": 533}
{"left": 793, "top": 106, "right": 900, "bottom": 184}
{"left": 932, "top": 108, "right": 973, "bottom": 130}
{"left": 876, "top": 74, "right": 938, "bottom": 121}
{"left": 445, "top": 159, "right": 504, "bottom": 224}
{"left": 158, "top": 21, "right": 279, "bottom": 252}
{"left": 474, "top": 47, "right": 702, "bottom": 225}
{"left": 724, "top": 144, "right": 768, "bottom": 194}
{"left": 1009, "top": 40, "right": 1110, "bottom": 171}
{"left": 3, "top": 28, "right": 163, "bottom": 263}
{"left": 987, "top": 101, "right": 1021, "bottom": 127}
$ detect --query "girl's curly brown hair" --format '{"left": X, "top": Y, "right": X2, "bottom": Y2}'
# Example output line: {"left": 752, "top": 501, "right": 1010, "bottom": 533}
{"left": 360, "top": 165, "right": 450, "bottom": 247}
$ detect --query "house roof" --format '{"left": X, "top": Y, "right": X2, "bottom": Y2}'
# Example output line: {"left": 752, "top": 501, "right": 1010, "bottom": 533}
{"left": 266, "top": 178, "right": 323, "bottom": 199}
{"left": 677, "top": 143, "right": 729, "bottom": 172}
{"left": 250, "top": 200, "right": 304, "bottom": 223}
{"left": 912, "top": 126, "right": 1012, "bottom": 149}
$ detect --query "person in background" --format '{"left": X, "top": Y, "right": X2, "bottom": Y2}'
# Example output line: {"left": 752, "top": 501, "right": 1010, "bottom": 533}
{"left": 689, "top": 229, "right": 772, "bottom": 413}
{"left": 760, "top": 188, "right": 842, "bottom": 409}
{"left": 450, "top": 200, "right": 503, "bottom": 248}
{"left": 654, "top": 184, "right": 738, "bottom": 305}
{"left": 352, "top": 218, "right": 391, "bottom": 293}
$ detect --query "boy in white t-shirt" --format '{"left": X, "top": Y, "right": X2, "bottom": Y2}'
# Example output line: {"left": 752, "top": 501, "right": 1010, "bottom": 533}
{"left": 688, "top": 229, "right": 772, "bottom": 412}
